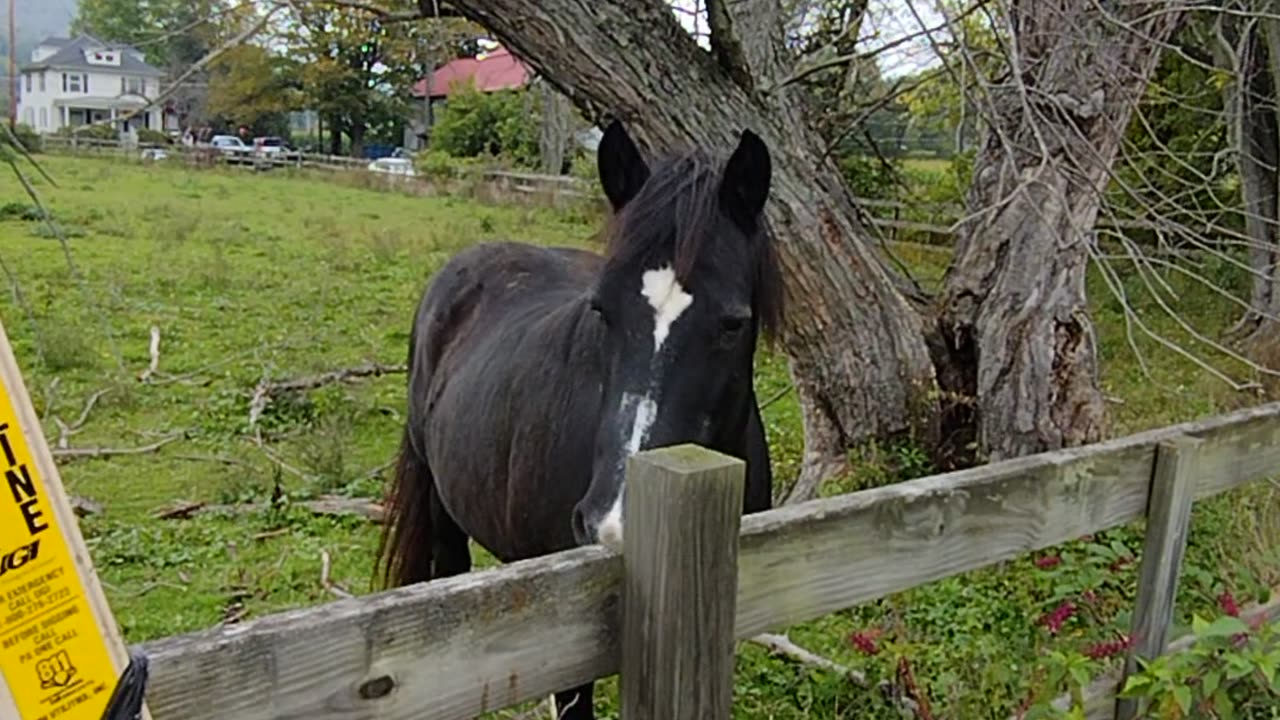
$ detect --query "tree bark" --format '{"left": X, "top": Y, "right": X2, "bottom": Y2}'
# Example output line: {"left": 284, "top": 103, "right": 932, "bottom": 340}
{"left": 349, "top": 121, "right": 367, "bottom": 159}
{"left": 537, "top": 77, "right": 570, "bottom": 174}
{"left": 1218, "top": 9, "right": 1280, "bottom": 348}
{"left": 328, "top": 115, "right": 343, "bottom": 155}
{"left": 425, "top": 0, "right": 1186, "bottom": 493}
{"left": 449, "top": 0, "right": 939, "bottom": 498}
{"left": 934, "top": 2, "right": 1186, "bottom": 463}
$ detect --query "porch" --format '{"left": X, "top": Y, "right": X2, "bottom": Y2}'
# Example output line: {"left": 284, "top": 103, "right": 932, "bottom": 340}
{"left": 53, "top": 97, "right": 163, "bottom": 133}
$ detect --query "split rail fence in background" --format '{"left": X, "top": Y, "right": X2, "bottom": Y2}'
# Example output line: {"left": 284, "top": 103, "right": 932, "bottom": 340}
{"left": 115, "top": 401, "right": 1280, "bottom": 720}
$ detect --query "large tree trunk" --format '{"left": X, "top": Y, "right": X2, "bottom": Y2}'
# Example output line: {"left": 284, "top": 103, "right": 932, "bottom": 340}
{"left": 431, "top": 0, "right": 1185, "bottom": 494}
{"left": 349, "top": 121, "right": 367, "bottom": 159}
{"left": 328, "top": 116, "right": 343, "bottom": 156}
{"left": 451, "top": 0, "right": 940, "bottom": 498}
{"left": 1219, "top": 8, "right": 1280, "bottom": 349}
{"left": 537, "top": 77, "right": 570, "bottom": 174}
{"left": 934, "top": 2, "right": 1186, "bottom": 463}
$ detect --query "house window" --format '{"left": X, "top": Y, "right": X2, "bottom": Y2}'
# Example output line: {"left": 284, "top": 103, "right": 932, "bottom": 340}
{"left": 123, "top": 76, "right": 143, "bottom": 95}
{"left": 39, "top": 72, "right": 45, "bottom": 92}
{"left": 24, "top": 73, "right": 30, "bottom": 92}
{"left": 39, "top": 108, "right": 48, "bottom": 128}
{"left": 63, "top": 73, "right": 88, "bottom": 93}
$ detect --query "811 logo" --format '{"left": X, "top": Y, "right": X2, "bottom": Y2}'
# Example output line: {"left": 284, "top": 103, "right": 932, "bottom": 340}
{"left": 36, "top": 649, "right": 77, "bottom": 689}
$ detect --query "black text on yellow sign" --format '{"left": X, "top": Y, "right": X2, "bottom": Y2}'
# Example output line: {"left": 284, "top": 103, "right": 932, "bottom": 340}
{"left": 0, "top": 372, "right": 129, "bottom": 718}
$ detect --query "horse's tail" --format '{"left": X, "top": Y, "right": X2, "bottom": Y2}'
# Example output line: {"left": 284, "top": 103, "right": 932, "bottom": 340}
{"left": 375, "top": 424, "right": 435, "bottom": 590}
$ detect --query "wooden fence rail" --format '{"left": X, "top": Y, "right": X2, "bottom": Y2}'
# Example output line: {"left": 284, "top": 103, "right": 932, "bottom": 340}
{"left": 34, "top": 136, "right": 1192, "bottom": 246}
{"left": 129, "top": 400, "right": 1280, "bottom": 720}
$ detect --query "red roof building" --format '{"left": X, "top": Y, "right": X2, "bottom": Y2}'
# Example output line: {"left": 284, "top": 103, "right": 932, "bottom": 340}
{"left": 412, "top": 47, "right": 533, "bottom": 99}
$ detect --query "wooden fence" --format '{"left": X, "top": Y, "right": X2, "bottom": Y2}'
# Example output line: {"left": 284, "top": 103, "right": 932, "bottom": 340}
{"left": 31, "top": 133, "right": 1241, "bottom": 253}
{"left": 35, "top": 134, "right": 370, "bottom": 173}
{"left": 120, "top": 400, "right": 1280, "bottom": 720}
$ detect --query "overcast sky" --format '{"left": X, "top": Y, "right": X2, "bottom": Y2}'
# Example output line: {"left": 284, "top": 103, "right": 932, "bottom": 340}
{"left": 669, "top": 0, "right": 946, "bottom": 78}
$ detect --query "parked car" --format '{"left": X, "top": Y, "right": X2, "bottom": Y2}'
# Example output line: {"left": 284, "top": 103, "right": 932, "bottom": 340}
{"left": 252, "top": 136, "right": 301, "bottom": 167}
{"left": 367, "top": 157, "right": 417, "bottom": 177}
{"left": 208, "top": 134, "right": 253, "bottom": 165}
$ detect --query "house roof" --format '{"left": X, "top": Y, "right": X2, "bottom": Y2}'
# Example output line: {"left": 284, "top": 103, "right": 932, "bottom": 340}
{"left": 20, "top": 34, "right": 165, "bottom": 77}
{"left": 412, "top": 47, "right": 532, "bottom": 99}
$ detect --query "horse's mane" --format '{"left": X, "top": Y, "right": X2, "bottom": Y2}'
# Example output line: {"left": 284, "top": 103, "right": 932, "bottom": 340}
{"left": 599, "top": 148, "right": 784, "bottom": 343}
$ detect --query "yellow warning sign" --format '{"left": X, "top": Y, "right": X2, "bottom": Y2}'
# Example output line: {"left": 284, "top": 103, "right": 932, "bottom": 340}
{"left": 0, "top": 318, "right": 141, "bottom": 720}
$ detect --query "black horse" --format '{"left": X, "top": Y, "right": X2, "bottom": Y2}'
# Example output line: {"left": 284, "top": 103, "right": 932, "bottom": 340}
{"left": 377, "top": 120, "right": 783, "bottom": 719}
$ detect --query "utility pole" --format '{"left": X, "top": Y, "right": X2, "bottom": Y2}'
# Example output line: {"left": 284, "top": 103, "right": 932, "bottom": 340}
{"left": 8, "top": 0, "right": 15, "bottom": 129}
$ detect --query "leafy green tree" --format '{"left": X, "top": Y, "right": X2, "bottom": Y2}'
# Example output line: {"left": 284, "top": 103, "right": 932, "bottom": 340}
{"left": 285, "top": 2, "right": 476, "bottom": 157}
{"left": 72, "top": 0, "right": 225, "bottom": 70}
{"left": 206, "top": 44, "right": 304, "bottom": 134}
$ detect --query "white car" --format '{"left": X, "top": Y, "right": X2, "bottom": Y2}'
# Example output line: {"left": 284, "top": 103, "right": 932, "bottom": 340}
{"left": 367, "top": 157, "right": 417, "bottom": 176}
{"left": 208, "top": 135, "right": 253, "bottom": 164}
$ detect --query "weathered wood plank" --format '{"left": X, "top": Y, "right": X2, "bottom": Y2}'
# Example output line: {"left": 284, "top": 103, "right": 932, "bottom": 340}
{"left": 734, "top": 401, "right": 1280, "bottom": 637}
{"left": 1115, "top": 438, "right": 1200, "bottom": 720}
{"left": 621, "top": 446, "right": 744, "bottom": 720}
{"left": 137, "top": 547, "right": 621, "bottom": 720}
{"left": 132, "top": 401, "right": 1280, "bottom": 720}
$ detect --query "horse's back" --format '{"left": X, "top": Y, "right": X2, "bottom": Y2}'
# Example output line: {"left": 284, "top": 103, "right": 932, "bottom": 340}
{"left": 406, "top": 241, "right": 605, "bottom": 559}
{"left": 411, "top": 240, "right": 600, "bottom": 367}
{"left": 424, "top": 240, "right": 601, "bottom": 306}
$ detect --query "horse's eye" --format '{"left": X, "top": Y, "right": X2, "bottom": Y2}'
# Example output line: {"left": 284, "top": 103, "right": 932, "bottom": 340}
{"left": 719, "top": 315, "right": 749, "bottom": 335}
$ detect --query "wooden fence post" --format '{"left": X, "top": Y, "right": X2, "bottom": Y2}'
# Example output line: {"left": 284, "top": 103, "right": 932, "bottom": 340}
{"left": 1115, "top": 436, "right": 1202, "bottom": 720}
{"left": 620, "top": 444, "right": 745, "bottom": 720}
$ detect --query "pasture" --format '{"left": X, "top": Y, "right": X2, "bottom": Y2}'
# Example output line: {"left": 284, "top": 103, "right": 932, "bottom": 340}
{"left": 1, "top": 153, "right": 1276, "bottom": 718}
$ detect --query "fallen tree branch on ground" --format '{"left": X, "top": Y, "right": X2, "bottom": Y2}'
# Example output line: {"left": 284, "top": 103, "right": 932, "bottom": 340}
{"left": 70, "top": 495, "right": 103, "bottom": 517}
{"left": 245, "top": 432, "right": 311, "bottom": 480}
{"left": 52, "top": 387, "right": 113, "bottom": 448}
{"left": 749, "top": 632, "right": 866, "bottom": 685}
{"left": 155, "top": 495, "right": 386, "bottom": 523}
{"left": 247, "top": 361, "right": 407, "bottom": 427}
{"left": 51, "top": 432, "right": 183, "bottom": 462}
{"left": 320, "top": 550, "right": 353, "bottom": 599}
{"left": 40, "top": 377, "right": 59, "bottom": 424}
{"left": 139, "top": 325, "right": 162, "bottom": 382}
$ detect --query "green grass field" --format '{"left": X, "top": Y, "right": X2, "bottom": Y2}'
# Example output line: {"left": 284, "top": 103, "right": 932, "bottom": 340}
{"left": 0, "top": 154, "right": 1275, "bottom": 718}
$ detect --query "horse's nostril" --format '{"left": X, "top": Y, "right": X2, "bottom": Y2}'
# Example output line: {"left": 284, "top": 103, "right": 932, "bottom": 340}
{"left": 571, "top": 506, "right": 590, "bottom": 544}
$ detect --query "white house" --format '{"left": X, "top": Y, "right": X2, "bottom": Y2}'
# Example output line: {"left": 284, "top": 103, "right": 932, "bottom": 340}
{"left": 16, "top": 34, "right": 170, "bottom": 135}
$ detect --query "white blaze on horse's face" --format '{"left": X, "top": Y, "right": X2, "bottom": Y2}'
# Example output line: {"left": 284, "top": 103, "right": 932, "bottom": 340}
{"left": 641, "top": 266, "right": 693, "bottom": 352}
{"left": 596, "top": 265, "right": 694, "bottom": 553}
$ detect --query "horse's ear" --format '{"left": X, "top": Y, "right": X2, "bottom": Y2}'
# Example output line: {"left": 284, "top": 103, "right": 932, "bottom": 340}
{"left": 719, "top": 128, "right": 772, "bottom": 232}
{"left": 597, "top": 119, "right": 650, "bottom": 211}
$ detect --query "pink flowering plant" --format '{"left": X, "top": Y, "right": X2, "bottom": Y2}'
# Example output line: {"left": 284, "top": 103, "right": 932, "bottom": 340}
{"left": 1014, "top": 549, "right": 1279, "bottom": 720}
{"left": 1114, "top": 593, "right": 1279, "bottom": 718}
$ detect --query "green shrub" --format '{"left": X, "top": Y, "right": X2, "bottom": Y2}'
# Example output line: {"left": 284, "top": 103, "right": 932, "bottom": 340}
{"left": 414, "top": 149, "right": 462, "bottom": 181}
{"left": 137, "top": 128, "right": 169, "bottom": 145}
{"left": 2, "top": 123, "right": 41, "bottom": 152}
{"left": 836, "top": 152, "right": 900, "bottom": 202}
{"left": 429, "top": 82, "right": 540, "bottom": 167}
{"left": 57, "top": 123, "right": 119, "bottom": 140}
